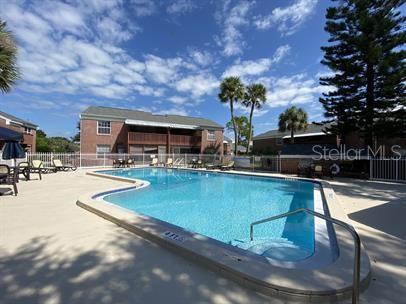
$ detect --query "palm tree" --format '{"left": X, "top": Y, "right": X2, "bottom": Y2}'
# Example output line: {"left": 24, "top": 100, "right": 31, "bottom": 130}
{"left": 243, "top": 83, "right": 266, "bottom": 153}
{"left": 278, "top": 106, "right": 308, "bottom": 144}
{"left": 0, "top": 20, "right": 19, "bottom": 93}
{"left": 218, "top": 77, "right": 245, "bottom": 154}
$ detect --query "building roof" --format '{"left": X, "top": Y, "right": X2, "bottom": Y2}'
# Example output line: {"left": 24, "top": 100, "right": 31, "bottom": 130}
{"left": 81, "top": 106, "right": 223, "bottom": 130}
{"left": 253, "top": 123, "right": 330, "bottom": 140}
{"left": 0, "top": 110, "right": 38, "bottom": 129}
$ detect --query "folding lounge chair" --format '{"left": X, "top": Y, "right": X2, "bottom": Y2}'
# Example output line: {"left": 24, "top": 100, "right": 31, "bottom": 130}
{"left": 173, "top": 158, "right": 184, "bottom": 168}
{"left": 52, "top": 159, "right": 77, "bottom": 171}
{"left": 0, "top": 164, "right": 18, "bottom": 195}
{"left": 150, "top": 158, "right": 158, "bottom": 166}
{"left": 313, "top": 165, "right": 323, "bottom": 178}
{"left": 30, "top": 160, "right": 45, "bottom": 180}
{"left": 206, "top": 160, "right": 221, "bottom": 170}
{"left": 173, "top": 158, "right": 180, "bottom": 167}
{"left": 165, "top": 158, "right": 173, "bottom": 167}
{"left": 220, "top": 161, "right": 234, "bottom": 171}
{"left": 17, "top": 161, "right": 31, "bottom": 180}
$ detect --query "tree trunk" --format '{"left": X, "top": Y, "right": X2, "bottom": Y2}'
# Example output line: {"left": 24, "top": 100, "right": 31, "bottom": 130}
{"left": 365, "top": 62, "right": 375, "bottom": 149}
{"left": 230, "top": 100, "right": 238, "bottom": 155}
{"left": 247, "top": 103, "right": 254, "bottom": 154}
{"left": 290, "top": 128, "right": 294, "bottom": 144}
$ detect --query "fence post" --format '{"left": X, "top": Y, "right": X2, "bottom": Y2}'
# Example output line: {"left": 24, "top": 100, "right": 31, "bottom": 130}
{"left": 142, "top": 153, "right": 145, "bottom": 166}
{"left": 395, "top": 158, "right": 399, "bottom": 181}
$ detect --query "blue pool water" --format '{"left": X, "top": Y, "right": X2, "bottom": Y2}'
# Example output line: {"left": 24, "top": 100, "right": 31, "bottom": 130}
{"left": 100, "top": 168, "right": 317, "bottom": 261}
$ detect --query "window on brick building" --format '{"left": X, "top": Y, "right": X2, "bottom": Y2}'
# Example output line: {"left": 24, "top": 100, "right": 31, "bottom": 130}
{"left": 96, "top": 145, "right": 110, "bottom": 157}
{"left": 207, "top": 130, "right": 215, "bottom": 141}
{"left": 97, "top": 121, "right": 111, "bottom": 134}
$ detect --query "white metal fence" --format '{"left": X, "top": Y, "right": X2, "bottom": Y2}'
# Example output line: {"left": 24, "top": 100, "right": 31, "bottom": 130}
{"left": 3, "top": 152, "right": 403, "bottom": 182}
{"left": 370, "top": 158, "right": 406, "bottom": 182}
{"left": 23, "top": 153, "right": 282, "bottom": 172}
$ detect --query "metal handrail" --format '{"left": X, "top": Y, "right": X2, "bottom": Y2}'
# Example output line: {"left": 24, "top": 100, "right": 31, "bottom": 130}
{"left": 249, "top": 208, "right": 361, "bottom": 304}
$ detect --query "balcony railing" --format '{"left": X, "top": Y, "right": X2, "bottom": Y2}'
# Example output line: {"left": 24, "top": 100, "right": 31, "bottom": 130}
{"left": 128, "top": 132, "right": 201, "bottom": 146}
{"left": 171, "top": 134, "right": 201, "bottom": 146}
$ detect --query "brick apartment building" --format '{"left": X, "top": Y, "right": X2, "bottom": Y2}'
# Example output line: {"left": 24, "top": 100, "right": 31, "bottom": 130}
{"left": 253, "top": 123, "right": 339, "bottom": 155}
{"left": 0, "top": 110, "right": 37, "bottom": 152}
{"left": 80, "top": 106, "right": 225, "bottom": 155}
{"left": 253, "top": 122, "right": 406, "bottom": 157}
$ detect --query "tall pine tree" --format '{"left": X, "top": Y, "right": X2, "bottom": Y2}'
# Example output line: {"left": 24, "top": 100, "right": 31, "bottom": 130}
{"left": 320, "top": 0, "right": 405, "bottom": 147}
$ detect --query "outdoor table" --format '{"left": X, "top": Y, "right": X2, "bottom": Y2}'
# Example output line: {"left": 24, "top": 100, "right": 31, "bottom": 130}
{"left": 118, "top": 159, "right": 126, "bottom": 168}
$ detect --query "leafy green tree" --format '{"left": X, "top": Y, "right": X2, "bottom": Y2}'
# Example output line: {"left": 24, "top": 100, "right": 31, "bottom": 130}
{"left": 36, "top": 129, "right": 79, "bottom": 152}
{"left": 36, "top": 129, "right": 50, "bottom": 152}
{"left": 243, "top": 83, "right": 267, "bottom": 153}
{"left": 218, "top": 77, "right": 245, "bottom": 154}
{"left": 71, "top": 121, "right": 80, "bottom": 142}
{"left": 0, "top": 20, "right": 19, "bottom": 93}
{"left": 226, "top": 116, "right": 252, "bottom": 152}
{"left": 278, "top": 106, "right": 308, "bottom": 144}
{"left": 320, "top": 0, "right": 405, "bottom": 146}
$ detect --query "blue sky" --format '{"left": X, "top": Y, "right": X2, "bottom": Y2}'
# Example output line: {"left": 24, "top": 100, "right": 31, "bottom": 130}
{"left": 0, "top": 0, "right": 333, "bottom": 138}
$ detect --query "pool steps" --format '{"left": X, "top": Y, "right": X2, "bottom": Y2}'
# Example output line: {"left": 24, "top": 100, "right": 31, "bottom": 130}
{"left": 231, "top": 237, "right": 312, "bottom": 261}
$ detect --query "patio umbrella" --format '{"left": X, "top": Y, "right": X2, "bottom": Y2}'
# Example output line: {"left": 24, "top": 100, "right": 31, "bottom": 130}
{"left": 0, "top": 126, "right": 25, "bottom": 165}
{"left": 2, "top": 141, "right": 25, "bottom": 160}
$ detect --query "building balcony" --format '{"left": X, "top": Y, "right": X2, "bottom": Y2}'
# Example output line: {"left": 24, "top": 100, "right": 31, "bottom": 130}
{"left": 128, "top": 132, "right": 201, "bottom": 146}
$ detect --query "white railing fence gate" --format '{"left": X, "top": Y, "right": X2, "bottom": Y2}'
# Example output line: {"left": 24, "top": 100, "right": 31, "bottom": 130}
{"left": 370, "top": 158, "right": 406, "bottom": 182}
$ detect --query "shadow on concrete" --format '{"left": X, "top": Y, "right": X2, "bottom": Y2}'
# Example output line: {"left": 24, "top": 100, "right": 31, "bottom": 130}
{"left": 349, "top": 199, "right": 406, "bottom": 241}
{"left": 0, "top": 231, "right": 275, "bottom": 304}
{"left": 331, "top": 178, "right": 406, "bottom": 203}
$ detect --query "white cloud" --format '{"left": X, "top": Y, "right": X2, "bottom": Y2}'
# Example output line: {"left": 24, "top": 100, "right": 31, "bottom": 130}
{"left": 96, "top": 16, "right": 134, "bottom": 43}
{"left": 168, "top": 96, "right": 188, "bottom": 105}
{"left": 223, "top": 58, "right": 272, "bottom": 79}
{"left": 33, "top": 1, "right": 87, "bottom": 35}
{"left": 174, "top": 73, "right": 219, "bottom": 98}
{"left": 88, "top": 84, "right": 132, "bottom": 99}
{"left": 254, "top": 0, "right": 318, "bottom": 36}
{"left": 155, "top": 108, "right": 189, "bottom": 116}
{"left": 188, "top": 49, "right": 213, "bottom": 66}
{"left": 222, "top": 45, "right": 291, "bottom": 79}
{"left": 0, "top": 0, "right": 163, "bottom": 100}
{"left": 144, "top": 55, "right": 185, "bottom": 84}
{"left": 131, "top": 0, "right": 158, "bottom": 17}
{"left": 167, "top": 0, "right": 196, "bottom": 15}
{"left": 272, "top": 44, "right": 291, "bottom": 63}
{"left": 262, "top": 74, "right": 330, "bottom": 108}
{"left": 233, "top": 102, "right": 269, "bottom": 117}
{"left": 218, "top": 1, "right": 254, "bottom": 57}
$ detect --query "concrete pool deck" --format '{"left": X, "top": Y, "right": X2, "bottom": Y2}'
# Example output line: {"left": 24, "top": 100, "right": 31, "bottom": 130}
{"left": 1, "top": 169, "right": 405, "bottom": 303}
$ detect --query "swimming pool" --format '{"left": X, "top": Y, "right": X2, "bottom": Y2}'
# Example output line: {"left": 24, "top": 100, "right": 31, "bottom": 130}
{"left": 98, "top": 167, "right": 329, "bottom": 262}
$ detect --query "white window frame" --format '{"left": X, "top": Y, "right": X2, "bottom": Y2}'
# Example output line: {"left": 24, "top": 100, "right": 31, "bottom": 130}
{"left": 24, "top": 127, "right": 32, "bottom": 135}
{"left": 207, "top": 130, "right": 215, "bottom": 141}
{"left": 96, "top": 144, "right": 111, "bottom": 158}
{"left": 97, "top": 120, "right": 111, "bottom": 135}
